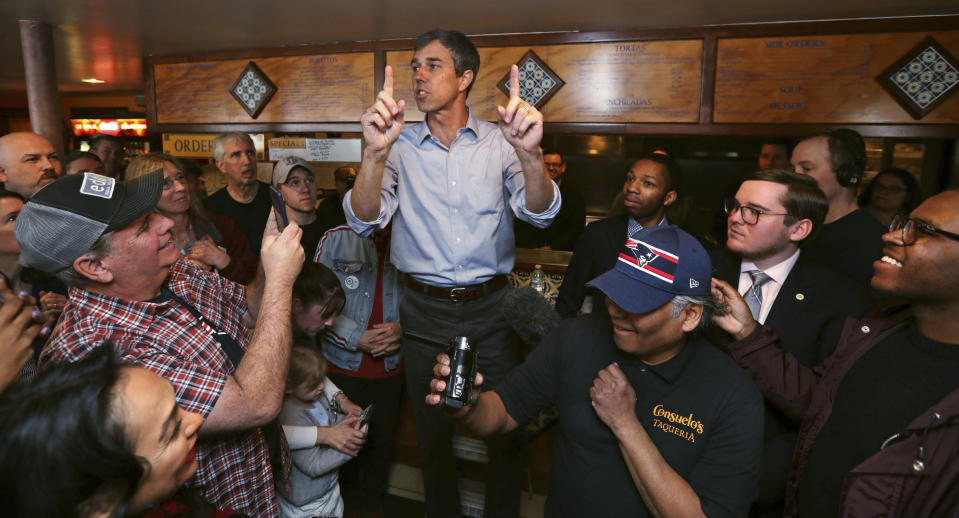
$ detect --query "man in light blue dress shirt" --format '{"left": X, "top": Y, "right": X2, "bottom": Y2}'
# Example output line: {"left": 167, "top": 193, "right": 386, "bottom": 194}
{"left": 344, "top": 29, "right": 560, "bottom": 518}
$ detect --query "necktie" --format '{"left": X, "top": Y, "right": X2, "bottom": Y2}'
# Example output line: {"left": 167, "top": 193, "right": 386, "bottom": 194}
{"left": 744, "top": 270, "right": 772, "bottom": 321}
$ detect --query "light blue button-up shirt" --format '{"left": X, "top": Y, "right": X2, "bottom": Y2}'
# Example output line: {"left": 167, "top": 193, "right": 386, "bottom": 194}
{"left": 344, "top": 110, "right": 561, "bottom": 287}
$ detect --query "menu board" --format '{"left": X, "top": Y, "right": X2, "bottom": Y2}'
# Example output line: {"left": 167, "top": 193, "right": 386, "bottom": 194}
{"left": 154, "top": 53, "right": 374, "bottom": 123}
{"left": 386, "top": 40, "right": 702, "bottom": 123}
{"left": 714, "top": 32, "right": 959, "bottom": 123}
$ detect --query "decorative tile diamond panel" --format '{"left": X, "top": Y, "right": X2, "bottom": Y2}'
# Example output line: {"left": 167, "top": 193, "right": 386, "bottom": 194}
{"left": 497, "top": 50, "right": 565, "bottom": 110}
{"left": 229, "top": 61, "right": 277, "bottom": 119}
{"left": 878, "top": 37, "right": 959, "bottom": 120}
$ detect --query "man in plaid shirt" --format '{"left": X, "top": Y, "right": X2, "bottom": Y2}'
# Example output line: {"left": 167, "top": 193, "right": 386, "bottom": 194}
{"left": 16, "top": 171, "right": 304, "bottom": 517}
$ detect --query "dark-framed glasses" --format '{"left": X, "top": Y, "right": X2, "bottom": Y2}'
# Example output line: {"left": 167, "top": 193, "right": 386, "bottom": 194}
{"left": 723, "top": 198, "right": 789, "bottom": 225}
{"left": 889, "top": 215, "right": 959, "bottom": 245}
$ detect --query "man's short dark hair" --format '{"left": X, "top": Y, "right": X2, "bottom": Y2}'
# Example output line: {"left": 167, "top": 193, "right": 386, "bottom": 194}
{"left": 63, "top": 151, "right": 103, "bottom": 172}
{"left": 542, "top": 148, "right": 564, "bottom": 164}
{"left": 414, "top": 29, "right": 480, "bottom": 97}
{"left": 743, "top": 168, "right": 828, "bottom": 242}
{"left": 88, "top": 134, "right": 121, "bottom": 152}
{"left": 637, "top": 151, "right": 682, "bottom": 196}
{"left": 801, "top": 129, "right": 866, "bottom": 187}
{"left": 759, "top": 138, "right": 791, "bottom": 154}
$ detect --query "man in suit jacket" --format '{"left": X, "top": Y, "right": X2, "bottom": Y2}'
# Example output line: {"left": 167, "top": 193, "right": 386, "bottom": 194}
{"left": 709, "top": 169, "right": 871, "bottom": 516}
{"left": 555, "top": 152, "right": 680, "bottom": 318}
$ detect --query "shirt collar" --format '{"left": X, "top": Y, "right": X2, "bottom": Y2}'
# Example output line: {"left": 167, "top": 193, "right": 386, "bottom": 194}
{"left": 415, "top": 107, "right": 479, "bottom": 146}
{"left": 739, "top": 248, "right": 801, "bottom": 286}
{"left": 618, "top": 335, "right": 696, "bottom": 384}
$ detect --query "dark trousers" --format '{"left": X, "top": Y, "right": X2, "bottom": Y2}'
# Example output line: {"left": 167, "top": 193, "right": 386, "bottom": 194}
{"left": 327, "top": 371, "right": 405, "bottom": 513}
{"left": 400, "top": 285, "right": 525, "bottom": 518}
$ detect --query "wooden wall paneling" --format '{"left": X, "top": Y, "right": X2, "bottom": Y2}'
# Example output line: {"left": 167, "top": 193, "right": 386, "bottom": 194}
{"left": 714, "top": 31, "right": 959, "bottom": 124}
{"left": 699, "top": 34, "right": 717, "bottom": 124}
{"left": 144, "top": 15, "right": 959, "bottom": 136}
{"left": 387, "top": 40, "right": 702, "bottom": 124}
{"left": 153, "top": 52, "right": 375, "bottom": 124}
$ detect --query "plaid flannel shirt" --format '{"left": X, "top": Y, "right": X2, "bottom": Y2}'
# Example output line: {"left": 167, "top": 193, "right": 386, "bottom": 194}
{"left": 39, "top": 261, "right": 278, "bottom": 518}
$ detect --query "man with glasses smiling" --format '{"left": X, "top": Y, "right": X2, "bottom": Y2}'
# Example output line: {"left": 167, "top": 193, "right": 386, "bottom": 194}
{"left": 711, "top": 188, "right": 959, "bottom": 516}
{"left": 709, "top": 169, "right": 870, "bottom": 517}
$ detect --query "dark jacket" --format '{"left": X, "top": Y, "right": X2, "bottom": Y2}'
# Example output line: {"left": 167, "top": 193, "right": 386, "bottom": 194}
{"left": 514, "top": 184, "right": 586, "bottom": 251}
{"left": 730, "top": 309, "right": 959, "bottom": 517}
{"left": 555, "top": 215, "right": 627, "bottom": 318}
{"left": 709, "top": 250, "right": 871, "bottom": 508}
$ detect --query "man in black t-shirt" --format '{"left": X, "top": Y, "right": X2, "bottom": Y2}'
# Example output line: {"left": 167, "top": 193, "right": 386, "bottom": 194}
{"left": 204, "top": 132, "right": 272, "bottom": 255}
{"left": 272, "top": 156, "right": 335, "bottom": 258}
{"left": 712, "top": 189, "right": 959, "bottom": 516}
{"left": 428, "top": 225, "right": 764, "bottom": 518}
{"left": 790, "top": 129, "right": 884, "bottom": 288}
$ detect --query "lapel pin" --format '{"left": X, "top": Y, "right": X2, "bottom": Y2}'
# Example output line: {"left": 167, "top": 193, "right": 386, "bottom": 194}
{"left": 795, "top": 293, "right": 805, "bottom": 301}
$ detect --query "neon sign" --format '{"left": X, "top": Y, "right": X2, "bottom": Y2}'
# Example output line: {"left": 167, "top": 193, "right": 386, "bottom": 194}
{"left": 71, "top": 119, "right": 148, "bottom": 137}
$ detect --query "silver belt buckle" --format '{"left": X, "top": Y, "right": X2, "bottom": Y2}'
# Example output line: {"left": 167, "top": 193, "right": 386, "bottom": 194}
{"left": 449, "top": 287, "right": 468, "bottom": 301}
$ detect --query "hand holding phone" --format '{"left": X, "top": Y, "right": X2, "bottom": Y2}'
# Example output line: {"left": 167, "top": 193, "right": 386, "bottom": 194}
{"left": 358, "top": 404, "right": 375, "bottom": 429}
{"left": 269, "top": 185, "right": 289, "bottom": 231}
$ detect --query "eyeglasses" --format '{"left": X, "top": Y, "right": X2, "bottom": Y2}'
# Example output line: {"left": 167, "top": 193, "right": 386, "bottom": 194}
{"left": 889, "top": 215, "right": 959, "bottom": 246}
{"left": 723, "top": 198, "right": 789, "bottom": 225}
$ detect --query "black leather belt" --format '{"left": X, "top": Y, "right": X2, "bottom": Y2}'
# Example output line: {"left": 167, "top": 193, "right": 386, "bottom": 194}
{"left": 406, "top": 275, "right": 508, "bottom": 302}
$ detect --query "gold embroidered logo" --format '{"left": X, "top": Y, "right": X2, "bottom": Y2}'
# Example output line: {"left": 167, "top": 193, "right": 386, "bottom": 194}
{"left": 651, "top": 404, "right": 703, "bottom": 443}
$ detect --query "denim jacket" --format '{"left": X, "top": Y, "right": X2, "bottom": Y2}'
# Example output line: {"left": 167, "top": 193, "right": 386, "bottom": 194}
{"left": 315, "top": 226, "right": 402, "bottom": 372}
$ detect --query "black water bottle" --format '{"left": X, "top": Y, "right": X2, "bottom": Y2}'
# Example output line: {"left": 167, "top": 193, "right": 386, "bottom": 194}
{"left": 442, "top": 336, "right": 477, "bottom": 412}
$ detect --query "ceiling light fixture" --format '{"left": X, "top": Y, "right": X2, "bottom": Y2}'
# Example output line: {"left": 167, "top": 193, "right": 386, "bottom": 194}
{"left": 81, "top": 78, "right": 105, "bottom": 84}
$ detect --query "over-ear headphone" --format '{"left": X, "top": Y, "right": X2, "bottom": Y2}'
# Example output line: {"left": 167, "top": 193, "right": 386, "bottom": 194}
{"left": 826, "top": 129, "right": 866, "bottom": 187}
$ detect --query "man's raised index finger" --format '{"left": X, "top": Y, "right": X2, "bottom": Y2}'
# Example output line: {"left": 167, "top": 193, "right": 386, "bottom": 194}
{"left": 509, "top": 64, "right": 519, "bottom": 99}
{"left": 383, "top": 65, "right": 394, "bottom": 96}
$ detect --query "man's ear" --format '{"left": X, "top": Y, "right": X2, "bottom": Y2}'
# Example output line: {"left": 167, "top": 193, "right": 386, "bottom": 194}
{"left": 663, "top": 190, "right": 678, "bottom": 208}
{"left": 0, "top": 165, "right": 8, "bottom": 184}
{"left": 680, "top": 303, "right": 703, "bottom": 333}
{"left": 213, "top": 160, "right": 225, "bottom": 174}
{"left": 458, "top": 70, "right": 474, "bottom": 95}
{"left": 73, "top": 255, "right": 114, "bottom": 284}
{"left": 788, "top": 218, "right": 813, "bottom": 243}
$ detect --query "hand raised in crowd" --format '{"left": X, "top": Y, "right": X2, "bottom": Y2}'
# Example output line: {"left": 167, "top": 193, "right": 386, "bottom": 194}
{"left": 0, "top": 280, "right": 43, "bottom": 390}
{"left": 496, "top": 64, "right": 544, "bottom": 154}
{"left": 317, "top": 415, "right": 367, "bottom": 456}
{"left": 259, "top": 208, "right": 304, "bottom": 287}
{"left": 590, "top": 363, "right": 639, "bottom": 434}
{"left": 710, "top": 278, "right": 758, "bottom": 341}
{"left": 38, "top": 290, "right": 67, "bottom": 325}
{"left": 426, "top": 352, "right": 484, "bottom": 417}
{"left": 361, "top": 65, "right": 406, "bottom": 156}
{"left": 187, "top": 235, "right": 231, "bottom": 271}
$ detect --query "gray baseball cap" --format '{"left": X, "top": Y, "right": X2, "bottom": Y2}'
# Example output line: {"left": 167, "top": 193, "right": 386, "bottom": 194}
{"left": 15, "top": 170, "right": 164, "bottom": 272}
{"left": 272, "top": 156, "right": 314, "bottom": 186}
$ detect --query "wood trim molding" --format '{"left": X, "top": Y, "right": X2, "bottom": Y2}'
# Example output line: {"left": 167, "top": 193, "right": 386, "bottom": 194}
{"left": 145, "top": 14, "right": 959, "bottom": 137}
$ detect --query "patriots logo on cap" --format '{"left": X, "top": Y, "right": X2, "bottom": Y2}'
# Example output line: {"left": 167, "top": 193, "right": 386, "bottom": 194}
{"left": 618, "top": 238, "right": 678, "bottom": 283}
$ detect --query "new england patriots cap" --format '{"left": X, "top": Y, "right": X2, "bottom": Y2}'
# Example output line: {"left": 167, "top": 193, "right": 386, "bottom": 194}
{"left": 15, "top": 170, "right": 164, "bottom": 272}
{"left": 586, "top": 225, "right": 711, "bottom": 314}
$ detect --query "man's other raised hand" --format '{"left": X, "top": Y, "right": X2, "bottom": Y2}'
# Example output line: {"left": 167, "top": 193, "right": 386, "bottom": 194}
{"left": 361, "top": 65, "right": 406, "bottom": 155}
{"left": 496, "top": 64, "right": 543, "bottom": 154}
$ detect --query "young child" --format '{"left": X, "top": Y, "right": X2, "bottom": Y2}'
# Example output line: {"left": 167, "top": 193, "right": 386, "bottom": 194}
{"left": 277, "top": 346, "right": 367, "bottom": 518}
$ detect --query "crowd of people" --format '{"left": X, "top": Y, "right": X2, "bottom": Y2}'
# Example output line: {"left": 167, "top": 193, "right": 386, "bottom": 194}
{"left": 0, "top": 27, "right": 956, "bottom": 518}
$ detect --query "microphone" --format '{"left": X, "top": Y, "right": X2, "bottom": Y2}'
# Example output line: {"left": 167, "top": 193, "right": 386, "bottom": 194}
{"left": 502, "top": 286, "right": 561, "bottom": 347}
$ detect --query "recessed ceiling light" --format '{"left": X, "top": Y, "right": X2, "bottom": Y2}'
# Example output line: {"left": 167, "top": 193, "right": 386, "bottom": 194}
{"left": 81, "top": 78, "right": 105, "bottom": 84}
